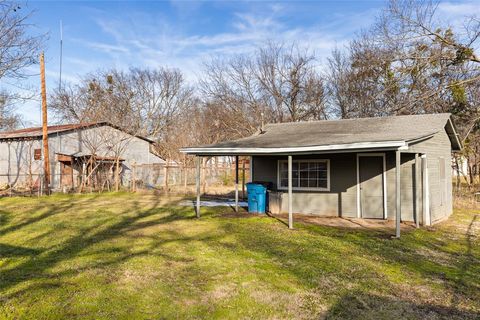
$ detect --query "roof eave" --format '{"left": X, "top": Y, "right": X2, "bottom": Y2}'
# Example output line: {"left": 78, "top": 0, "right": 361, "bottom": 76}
{"left": 446, "top": 117, "right": 463, "bottom": 152}
{"left": 180, "top": 140, "right": 407, "bottom": 156}
{"left": 0, "top": 122, "right": 156, "bottom": 144}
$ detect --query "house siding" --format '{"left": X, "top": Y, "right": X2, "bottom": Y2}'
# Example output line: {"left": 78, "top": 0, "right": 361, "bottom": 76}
{"left": 407, "top": 130, "right": 453, "bottom": 222}
{"left": 253, "top": 153, "right": 358, "bottom": 217}
{"left": 385, "top": 152, "right": 418, "bottom": 222}
{"left": 0, "top": 125, "right": 163, "bottom": 190}
{"left": 0, "top": 140, "right": 43, "bottom": 187}
{"left": 252, "top": 129, "right": 452, "bottom": 223}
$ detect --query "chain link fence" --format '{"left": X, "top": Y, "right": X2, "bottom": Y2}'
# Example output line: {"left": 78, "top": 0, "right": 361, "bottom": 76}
{"left": 0, "top": 173, "right": 47, "bottom": 196}
{"left": 132, "top": 162, "right": 250, "bottom": 197}
{"left": 0, "top": 161, "right": 250, "bottom": 197}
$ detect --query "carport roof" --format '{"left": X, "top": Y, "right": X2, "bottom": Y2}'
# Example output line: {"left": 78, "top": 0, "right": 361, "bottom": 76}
{"left": 181, "top": 113, "right": 462, "bottom": 155}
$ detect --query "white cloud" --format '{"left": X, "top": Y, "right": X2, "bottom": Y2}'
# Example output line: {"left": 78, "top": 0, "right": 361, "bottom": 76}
{"left": 83, "top": 41, "right": 131, "bottom": 54}
{"left": 233, "top": 12, "right": 282, "bottom": 31}
{"left": 13, "top": 0, "right": 480, "bottom": 126}
{"left": 437, "top": 1, "right": 480, "bottom": 30}
{"left": 66, "top": 4, "right": 377, "bottom": 85}
{"left": 438, "top": 1, "right": 480, "bottom": 16}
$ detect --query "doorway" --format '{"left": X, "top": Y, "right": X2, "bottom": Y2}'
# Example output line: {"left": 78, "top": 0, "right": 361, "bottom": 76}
{"left": 357, "top": 154, "right": 386, "bottom": 219}
{"left": 60, "top": 161, "right": 74, "bottom": 188}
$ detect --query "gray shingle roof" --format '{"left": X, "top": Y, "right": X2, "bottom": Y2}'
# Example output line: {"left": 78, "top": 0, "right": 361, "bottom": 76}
{"left": 0, "top": 123, "right": 99, "bottom": 139}
{"left": 0, "top": 122, "right": 155, "bottom": 143}
{"left": 182, "top": 113, "right": 461, "bottom": 154}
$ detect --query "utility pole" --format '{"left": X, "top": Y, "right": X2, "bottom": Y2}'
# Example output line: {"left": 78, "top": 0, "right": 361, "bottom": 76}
{"left": 40, "top": 52, "right": 51, "bottom": 194}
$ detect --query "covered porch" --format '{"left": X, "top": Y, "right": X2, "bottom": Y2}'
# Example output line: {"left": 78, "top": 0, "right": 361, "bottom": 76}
{"left": 188, "top": 149, "right": 430, "bottom": 238}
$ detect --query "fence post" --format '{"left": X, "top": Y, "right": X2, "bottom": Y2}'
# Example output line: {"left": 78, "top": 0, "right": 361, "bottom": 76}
{"left": 235, "top": 155, "right": 239, "bottom": 213}
{"left": 163, "top": 162, "right": 169, "bottom": 193}
{"left": 131, "top": 162, "right": 136, "bottom": 192}
{"left": 183, "top": 164, "right": 188, "bottom": 194}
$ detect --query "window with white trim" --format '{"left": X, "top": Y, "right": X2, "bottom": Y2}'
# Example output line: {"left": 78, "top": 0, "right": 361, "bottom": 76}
{"left": 278, "top": 159, "right": 329, "bottom": 190}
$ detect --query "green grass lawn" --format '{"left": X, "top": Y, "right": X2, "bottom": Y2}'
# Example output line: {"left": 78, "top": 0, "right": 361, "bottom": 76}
{"left": 0, "top": 193, "right": 479, "bottom": 319}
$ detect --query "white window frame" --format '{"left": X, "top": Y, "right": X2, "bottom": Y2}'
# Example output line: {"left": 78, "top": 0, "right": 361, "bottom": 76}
{"left": 277, "top": 159, "right": 330, "bottom": 191}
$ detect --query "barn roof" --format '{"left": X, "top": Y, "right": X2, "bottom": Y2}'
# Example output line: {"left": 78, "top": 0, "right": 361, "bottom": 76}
{"left": 181, "top": 113, "right": 462, "bottom": 155}
{"left": 0, "top": 122, "right": 155, "bottom": 143}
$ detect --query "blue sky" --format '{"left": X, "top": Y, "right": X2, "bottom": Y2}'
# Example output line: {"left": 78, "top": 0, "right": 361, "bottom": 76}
{"left": 10, "top": 0, "right": 480, "bottom": 125}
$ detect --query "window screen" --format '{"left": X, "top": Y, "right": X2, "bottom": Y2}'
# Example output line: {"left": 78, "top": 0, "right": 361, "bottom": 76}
{"left": 279, "top": 160, "right": 329, "bottom": 190}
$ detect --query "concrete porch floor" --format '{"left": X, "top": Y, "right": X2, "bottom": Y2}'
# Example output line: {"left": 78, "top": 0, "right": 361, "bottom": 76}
{"left": 269, "top": 213, "right": 417, "bottom": 230}
{"left": 220, "top": 209, "right": 417, "bottom": 232}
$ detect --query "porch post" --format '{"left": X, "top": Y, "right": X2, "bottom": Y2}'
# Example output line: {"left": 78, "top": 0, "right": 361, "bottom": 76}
{"left": 196, "top": 156, "right": 201, "bottom": 218}
{"left": 421, "top": 154, "right": 430, "bottom": 226}
{"left": 249, "top": 156, "right": 253, "bottom": 182}
{"left": 288, "top": 155, "right": 293, "bottom": 229}
{"left": 414, "top": 153, "right": 420, "bottom": 228}
{"left": 395, "top": 150, "right": 401, "bottom": 238}
{"left": 242, "top": 158, "right": 246, "bottom": 200}
{"left": 235, "top": 155, "right": 239, "bottom": 213}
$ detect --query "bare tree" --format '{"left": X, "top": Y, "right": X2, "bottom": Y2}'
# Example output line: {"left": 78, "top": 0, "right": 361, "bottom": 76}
{"left": 375, "top": 0, "right": 480, "bottom": 115}
{"left": 327, "top": 44, "right": 392, "bottom": 118}
{"left": 52, "top": 71, "right": 136, "bottom": 128}
{"left": 327, "top": 0, "right": 479, "bottom": 119}
{"left": 256, "top": 43, "right": 327, "bottom": 122}
{"left": 129, "top": 68, "right": 194, "bottom": 139}
{"left": 0, "top": 1, "right": 44, "bottom": 130}
{"left": 0, "top": 92, "right": 20, "bottom": 130}
{"left": 201, "top": 42, "right": 328, "bottom": 135}
{"left": 326, "top": 0, "right": 480, "bottom": 191}
{"left": 51, "top": 67, "right": 194, "bottom": 161}
{"left": 0, "top": 1, "right": 43, "bottom": 79}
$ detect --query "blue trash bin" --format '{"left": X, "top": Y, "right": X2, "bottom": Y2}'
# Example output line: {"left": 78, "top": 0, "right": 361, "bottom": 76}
{"left": 246, "top": 183, "right": 267, "bottom": 213}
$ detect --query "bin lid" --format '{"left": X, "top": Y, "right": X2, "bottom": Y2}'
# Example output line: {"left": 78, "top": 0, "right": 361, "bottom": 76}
{"left": 246, "top": 183, "right": 264, "bottom": 187}
{"left": 247, "top": 183, "right": 266, "bottom": 189}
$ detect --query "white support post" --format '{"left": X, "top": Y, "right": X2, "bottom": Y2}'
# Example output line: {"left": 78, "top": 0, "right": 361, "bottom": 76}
{"left": 414, "top": 153, "right": 420, "bottom": 228}
{"left": 249, "top": 156, "right": 253, "bottom": 182}
{"left": 235, "top": 155, "right": 239, "bottom": 213}
{"left": 242, "top": 158, "right": 246, "bottom": 200}
{"left": 395, "top": 150, "right": 401, "bottom": 238}
{"left": 421, "top": 154, "right": 430, "bottom": 226}
{"left": 288, "top": 155, "right": 293, "bottom": 229}
{"left": 196, "top": 156, "right": 201, "bottom": 218}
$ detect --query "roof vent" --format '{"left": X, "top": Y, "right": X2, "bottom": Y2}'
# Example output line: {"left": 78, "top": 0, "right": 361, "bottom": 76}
{"left": 260, "top": 112, "right": 265, "bottom": 133}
